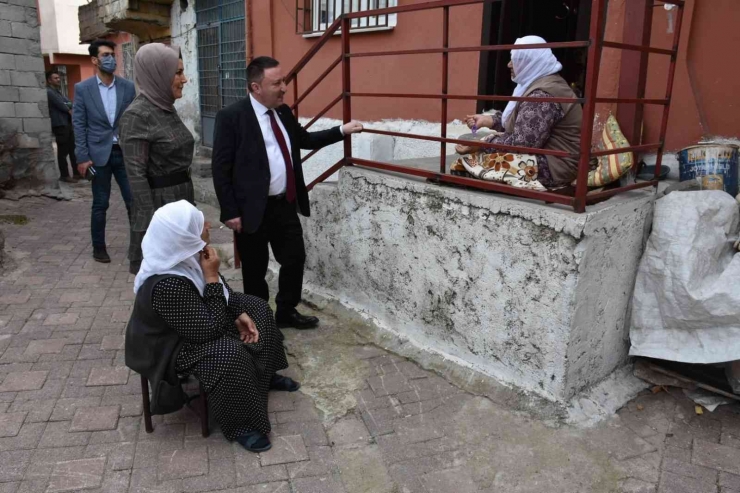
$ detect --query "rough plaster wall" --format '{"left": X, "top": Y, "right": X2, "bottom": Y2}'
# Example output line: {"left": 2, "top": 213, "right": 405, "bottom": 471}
{"left": 564, "top": 197, "right": 653, "bottom": 399}
{"left": 298, "top": 117, "right": 470, "bottom": 184}
{"left": 170, "top": 0, "right": 200, "bottom": 148}
{"left": 0, "top": 0, "right": 57, "bottom": 190}
{"left": 302, "top": 167, "right": 655, "bottom": 402}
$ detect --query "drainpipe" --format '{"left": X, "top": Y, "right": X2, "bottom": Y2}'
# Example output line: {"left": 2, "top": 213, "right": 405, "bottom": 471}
{"left": 245, "top": 0, "right": 253, "bottom": 62}
{"left": 682, "top": 0, "right": 710, "bottom": 136}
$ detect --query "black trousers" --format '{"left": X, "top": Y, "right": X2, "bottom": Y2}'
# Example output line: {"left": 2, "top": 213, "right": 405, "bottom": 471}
{"left": 235, "top": 197, "right": 306, "bottom": 316}
{"left": 52, "top": 125, "right": 78, "bottom": 178}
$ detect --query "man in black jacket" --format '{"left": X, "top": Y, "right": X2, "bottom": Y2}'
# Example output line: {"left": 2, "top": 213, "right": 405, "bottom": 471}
{"left": 46, "top": 71, "right": 81, "bottom": 182}
{"left": 212, "top": 56, "right": 362, "bottom": 330}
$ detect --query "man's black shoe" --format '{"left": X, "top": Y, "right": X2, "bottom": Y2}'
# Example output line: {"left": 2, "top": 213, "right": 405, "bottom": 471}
{"left": 275, "top": 311, "right": 319, "bottom": 330}
{"left": 93, "top": 246, "right": 111, "bottom": 263}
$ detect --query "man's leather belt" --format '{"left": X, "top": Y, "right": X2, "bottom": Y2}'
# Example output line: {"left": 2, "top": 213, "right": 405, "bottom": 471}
{"left": 147, "top": 169, "right": 191, "bottom": 189}
{"left": 267, "top": 193, "right": 286, "bottom": 201}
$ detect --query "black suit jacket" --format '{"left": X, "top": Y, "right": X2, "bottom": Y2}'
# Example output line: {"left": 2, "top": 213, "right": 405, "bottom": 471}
{"left": 211, "top": 97, "right": 344, "bottom": 234}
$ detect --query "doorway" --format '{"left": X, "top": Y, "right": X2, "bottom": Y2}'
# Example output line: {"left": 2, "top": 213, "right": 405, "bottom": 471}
{"left": 476, "top": 0, "right": 593, "bottom": 113}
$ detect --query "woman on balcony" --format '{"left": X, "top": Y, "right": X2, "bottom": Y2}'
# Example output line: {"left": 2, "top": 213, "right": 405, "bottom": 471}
{"left": 120, "top": 43, "right": 195, "bottom": 275}
{"left": 452, "top": 35, "right": 582, "bottom": 191}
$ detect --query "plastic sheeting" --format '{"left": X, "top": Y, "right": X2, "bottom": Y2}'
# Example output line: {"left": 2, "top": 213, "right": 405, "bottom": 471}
{"left": 629, "top": 191, "right": 740, "bottom": 364}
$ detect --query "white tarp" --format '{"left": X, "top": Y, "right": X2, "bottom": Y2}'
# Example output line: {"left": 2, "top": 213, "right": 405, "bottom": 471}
{"left": 629, "top": 191, "right": 740, "bottom": 363}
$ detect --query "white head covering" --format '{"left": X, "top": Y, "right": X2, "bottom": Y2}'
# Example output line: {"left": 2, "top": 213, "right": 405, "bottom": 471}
{"left": 133, "top": 200, "right": 229, "bottom": 301}
{"left": 502, "top": 35, "right": 563, "bottom": 128}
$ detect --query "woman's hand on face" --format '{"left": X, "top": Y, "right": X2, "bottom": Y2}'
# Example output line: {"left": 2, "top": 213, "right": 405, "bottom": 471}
{"left": 199, "top": 246, "right": 221, "bottom": 282}
{"left": 236, "top": 313, "right": 259, "bottom": 344}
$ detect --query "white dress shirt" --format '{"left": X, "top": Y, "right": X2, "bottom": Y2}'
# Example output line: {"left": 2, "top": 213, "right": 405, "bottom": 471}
{"left": 96, "top": 75, "right": 118, "bottom": 143}
{"left": 250, "top": 94, "right": 293, "bottom": 196}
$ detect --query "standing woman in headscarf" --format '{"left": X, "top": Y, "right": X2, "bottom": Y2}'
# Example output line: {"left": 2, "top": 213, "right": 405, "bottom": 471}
{"left": 120, "top": 43, "right": 195, "bottom": 275}
{"left": 451, "top": 35, "right": 583, "bottom": 191}
{"left": 126, "top": 200, "right": 300, "bottom": 452}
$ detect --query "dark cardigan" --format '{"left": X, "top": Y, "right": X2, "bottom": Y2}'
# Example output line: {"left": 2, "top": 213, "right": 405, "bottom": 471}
{"left": 125, "top": 274, "right": 187, "bottom": 415}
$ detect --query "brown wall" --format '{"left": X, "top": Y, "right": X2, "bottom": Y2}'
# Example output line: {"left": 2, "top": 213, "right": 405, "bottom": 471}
{"left": 254, "top": 0, "right": 739, "bottom": 151}
{"left": 252, "top": 0, "right": 483, "bottom": 122}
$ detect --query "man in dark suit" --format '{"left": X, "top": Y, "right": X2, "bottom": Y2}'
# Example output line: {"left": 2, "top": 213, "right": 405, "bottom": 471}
{"left": 73, "top": 39, "right": 137, "bottom": 263}
{"left": 46, "top": 71, "right": 81, "bottom": 183}
{"left": 212, "top": 56, "right": 362, "bottom": 330}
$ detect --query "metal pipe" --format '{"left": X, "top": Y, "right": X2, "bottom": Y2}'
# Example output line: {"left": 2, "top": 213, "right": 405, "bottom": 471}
{"left": 362, "top": 128, "right": 574, "bottom": 157}
{"left": 602, "top": 41, "right": 675, "bottom": 56}
{"left": 348, "top": 41, "right": 590, "bottom": 58}
{"left": 574, "top": 0, "right": 607, "bottom": 213}
{"left": 291, "top": 55, "right": 342, "bottom": 111}
{"left": 654, "top": 2, "right": 686, "bottom": 180}
{"left": 350, "top": 92, "right": 583, "bottom": 104}
{"left": 440, "top": 6, "right": 449, "bottom": 174}
{"left": 341, "top": 15, "right": 352, "bottom": 160}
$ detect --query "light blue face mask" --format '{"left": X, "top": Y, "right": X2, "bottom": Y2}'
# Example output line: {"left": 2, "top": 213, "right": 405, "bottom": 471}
{"left": 99, "top": 56, "right": 117, "bottom": 74}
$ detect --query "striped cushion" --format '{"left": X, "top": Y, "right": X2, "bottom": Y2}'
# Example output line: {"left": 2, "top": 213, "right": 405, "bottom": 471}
{"left": 587, "top": 114, "right": 635, "bottom": 187}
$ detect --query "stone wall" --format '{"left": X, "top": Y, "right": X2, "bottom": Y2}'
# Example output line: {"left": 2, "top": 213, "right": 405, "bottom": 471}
{"left": 170, "top": 0, "right": 200, "bottom": 149}
{"left": 301, "top": 167, "right": 654, "bottom": 403}
{"left": 0, "top": 0, "right": 57, "bottom": 191}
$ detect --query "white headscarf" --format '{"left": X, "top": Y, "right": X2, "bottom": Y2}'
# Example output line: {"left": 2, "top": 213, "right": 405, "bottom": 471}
{"left": 502, "top": 35, "right": 563, "bottom": 128}
{"left": 133, "top": 200, "right": 229, "bottom": 301}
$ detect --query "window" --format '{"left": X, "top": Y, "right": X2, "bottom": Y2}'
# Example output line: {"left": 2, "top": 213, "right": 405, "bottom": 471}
{"left": 297, "top": 0, "right": 398, "bottom": 36}
{"left": 56, "top": 65, "right": 69, "bottom": 99}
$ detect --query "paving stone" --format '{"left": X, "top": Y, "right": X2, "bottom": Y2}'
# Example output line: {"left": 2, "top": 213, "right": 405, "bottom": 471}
{"left": 22, "top": 339, "right": 67, "bottom": 356}
{"left": 614, "top": 451, "right": 661, "bottom": 484}
{"left": 88, "top": 416, "right": 140, "bottom": 444}
{"left": 367, "top": 373, "right": 413, "bottom": 397}
{"left": 25, "top": 446, "right": 86, "bottom": 481}
{"left": 0, "top": 412, "right": 26, "bottom": 438}
{"left": 392, "top": 414, "right": 445, "bottom": 444}
{"left": 37, "top": 421, "right": 90, "bottom": 448}
{"left": 84, "top": 441, "right": 135, "bottom": 471}
{"left": 100, "top": 335, "right": 125, "bottom": 351}
{"left": 181, "top": 458, "right": 236, "bottom": 492}
{"left": 138, "top": 422, "right": 185, "bottom": 444}
{"left": 86, "top": 366, "right": 129, "bottom": 386}
{"left": 49, "top": 397, "right": 102, "bottom": 421}
{"left": 360, "top": 407, "right": 397, "bottom": 437}
{"left": 617, "top": 478, "right": 657, "bottom": 493}
{"left": 721, "top": 472, "right": 740, "bottom": 491}
{"left": 129, "top": 467, "right": 182, "bottom": 493}
{"left": 42, "top": 313, "right": 78, "bottom": 326}
{"left": 0, "top": 450, "right": 32, "bottom": 482}
{"left": 693, "top": 438, "right": 740, "bottom": 475}
{"left": 274, "top": 421, "right": 329, "bottom": 446}
{"left": 70, "top": 405, "right": 120, "bottom": 432}
{"left": 0, "top": 370, "right": 47, "bottom": 392}
{"left": 0, "top": 422, "right": 45, "bottom": 452}
{"left": 259, "top": 435, "right": 309, "bottom": 466}
{"left": 267, "top": 391, "right": 295, "bottom": 413}
{"left": 658, "top": 470, "right": 718, "bottom": 493}
{"left": 292, "top": 475, "right": 345, "bottom": 493}
{"left": 420, "top": 466, "right": 477, "bottom": 493}
{"left": 157, "top": 446, "right": 208, "bottom": 481}
{"left": 334, "top": 444, "right": 394, "bottom": 493}
{"left": 327, "top": 417, "right": 370, "bottom": 448}
{"left": 287, "top": 446, "right": 335, "bottom": 479}
{"left": 352, "top": 346, "right": 387, "bottom": 360}
{"left": 47, "top": 457, "right": 105, "bottom": 492}
{"left": 237, "top": 482, "right": 290, "bottom": 493}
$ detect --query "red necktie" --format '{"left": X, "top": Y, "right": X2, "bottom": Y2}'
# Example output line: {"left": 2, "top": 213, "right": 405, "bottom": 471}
{"left": 267, "top": 110, "right": 296, "bottom": 203}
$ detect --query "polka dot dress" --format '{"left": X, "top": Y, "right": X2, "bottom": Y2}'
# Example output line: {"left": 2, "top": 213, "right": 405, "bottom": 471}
{"left": 152, "top": 277, "right": 288, "bottom": 439}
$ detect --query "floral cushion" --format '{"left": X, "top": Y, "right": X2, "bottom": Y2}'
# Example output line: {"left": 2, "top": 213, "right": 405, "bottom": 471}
{"left": 587, "top": 114, "right": 635, "bottom": 187}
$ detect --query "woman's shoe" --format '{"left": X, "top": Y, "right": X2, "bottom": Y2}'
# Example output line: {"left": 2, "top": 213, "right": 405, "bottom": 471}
{"left": 235, "top": 431, "right": 272, "bottom": 452}
{"left": 270, "top": 375, "right": 300, "bottom": 392}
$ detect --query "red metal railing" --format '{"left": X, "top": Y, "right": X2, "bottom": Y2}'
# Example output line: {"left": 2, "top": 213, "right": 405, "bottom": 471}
{"left": 285, "top": 0, "right": 685, "bottom": 213}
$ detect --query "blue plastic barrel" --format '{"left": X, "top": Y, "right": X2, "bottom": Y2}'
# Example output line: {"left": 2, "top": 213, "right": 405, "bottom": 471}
{"left": 678, "top": 144, "right": 739, "bottom": 197}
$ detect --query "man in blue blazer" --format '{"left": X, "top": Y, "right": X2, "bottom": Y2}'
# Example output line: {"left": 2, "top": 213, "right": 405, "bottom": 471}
{"left": 73, "top": 39, "right": 136, "bottom": 263}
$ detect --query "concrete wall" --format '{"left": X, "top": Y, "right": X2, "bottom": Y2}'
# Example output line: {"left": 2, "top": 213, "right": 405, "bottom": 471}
{"left": 0, "top": 0, "right": 57, "bottom": 189}
{"left": 301, "top": 166, "right": 654, "bottom": 402}
{"left": 38, "top": 0, "right": 89, "bottom": 56}
{"left": 170, "top": 0, "right": 200, "bottom": 148}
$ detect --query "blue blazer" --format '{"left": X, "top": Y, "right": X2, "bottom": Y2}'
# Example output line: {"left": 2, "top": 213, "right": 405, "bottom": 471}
{"left": 73, "top": 75, "right": 136, "bottom": 167}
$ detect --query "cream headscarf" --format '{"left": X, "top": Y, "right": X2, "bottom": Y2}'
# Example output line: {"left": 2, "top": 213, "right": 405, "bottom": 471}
{"left": 133, "top": 200, "right": 228, "bottom": 301}
{"left": 134, "top": 43, "right": 181, "bottom": 112}
{"left": 502, "top": 36, "right": 563, "bottom": 128}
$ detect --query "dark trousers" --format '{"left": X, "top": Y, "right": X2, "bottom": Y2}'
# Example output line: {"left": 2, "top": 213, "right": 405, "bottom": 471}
{"left": 52, "top": 125, "right": 79, "bottom": 178}
{"left": 235, "top": 197, "right": 306, "bottom": 316}
{"left": 91, "top": 146, "right": 133, "bottom": 248}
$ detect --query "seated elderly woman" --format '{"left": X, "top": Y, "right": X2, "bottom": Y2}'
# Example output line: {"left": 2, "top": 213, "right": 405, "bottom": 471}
{"left": 451, "top": 35, "right": 582, "bottom": 191}
{"left": 125, "top": 200, "right": 298, "bottom": 453}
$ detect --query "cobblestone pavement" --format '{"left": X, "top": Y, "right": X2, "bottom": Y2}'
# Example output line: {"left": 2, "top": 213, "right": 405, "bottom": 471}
{"left": 2, "top": 184, "right": 740, "bottom": 493}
